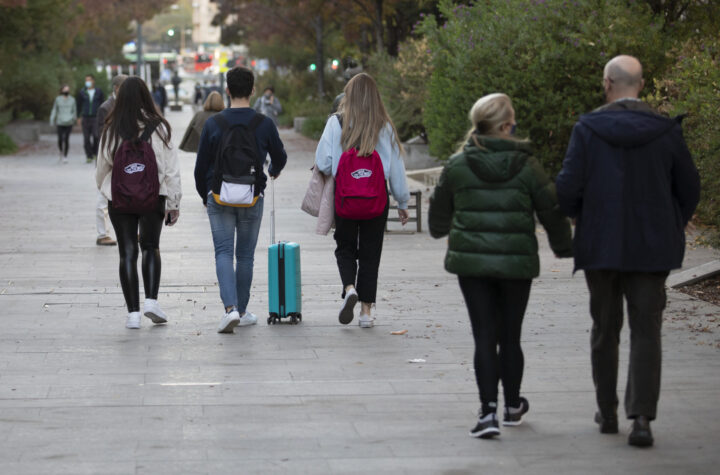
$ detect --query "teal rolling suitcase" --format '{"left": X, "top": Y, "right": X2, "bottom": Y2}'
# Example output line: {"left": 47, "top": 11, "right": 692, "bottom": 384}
{"left": 267, "top": 180, "right": 302, "bottom": 324}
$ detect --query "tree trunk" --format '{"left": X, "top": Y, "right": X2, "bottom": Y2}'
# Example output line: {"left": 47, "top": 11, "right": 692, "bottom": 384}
{"left": 373, "top": 0, "right": 384, "bottom": 54}
{"left": 314, "top": 14, "right": 325, "bottom": 96}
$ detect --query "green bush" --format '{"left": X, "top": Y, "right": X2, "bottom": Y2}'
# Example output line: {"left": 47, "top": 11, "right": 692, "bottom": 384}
{"left": 0, "top": 132, "right": 18, "bottom": 155}
{"left": 420, "top": 0, "right": 669, "bottom": 172}
{"left": 254, "top": 69, "right": 342, "bottom": 128}
{"left": 647, "top": 38, "right": 720, "bottom": 244}
{"left": 368, "top": 38, "right": 433, "bottom": 142}
{"left": 300, "top": 116, "right": 327, "bottom": 141}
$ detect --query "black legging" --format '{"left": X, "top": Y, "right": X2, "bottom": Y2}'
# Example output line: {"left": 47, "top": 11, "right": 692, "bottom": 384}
{"left": 57, "top": 125, "right": 71, "bottom": 157}
{"left": 458, "top": 276, "right": 532, "bottom": 413}
{"left": 108, "top": 197, "right": 165, "bottom": 312}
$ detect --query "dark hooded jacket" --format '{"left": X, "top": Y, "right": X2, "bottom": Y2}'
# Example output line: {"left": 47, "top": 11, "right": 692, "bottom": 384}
{"left": 429, "top": 135, "right": 572, "bottom": 279}
{"left": 555, "top": 100, "right": 700, "bottom": 272}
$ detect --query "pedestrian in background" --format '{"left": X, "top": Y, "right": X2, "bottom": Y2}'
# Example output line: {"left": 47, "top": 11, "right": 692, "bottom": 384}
{"left": 93, "top": 74, "right": 129, "bottom": 247}
{"left": 96, "top": 76, "right": 182, "bottom": 330}
{"left": 194, "top": 82, "right": 203, "bottom": 110}
{"left": 180, "top": 91, "right": 224, "bottom": 153}
{"left": 49, "top": 84, "right": 76, "bottom": 164}
{"left": 556, "top": 55, "right": 700, "bottom": 447}
{"left": 152, "top": 81, "right": 167, "bottom": 116}
{"left": 315, "top": 73, "right": 410, "bottom": 329}
{"left": 76, "top": 74, "right": 105, "bottom": 163}
{"left": 253, "top": 86, "right": 282, "bottom": 126}
{"left": 429, "top": 93, "right": 572, "bottom": 439}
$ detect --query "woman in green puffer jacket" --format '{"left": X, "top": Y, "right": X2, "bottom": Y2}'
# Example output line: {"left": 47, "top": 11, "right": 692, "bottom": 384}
{"left": 429, "top": 93, "right": 572, "bottom": 439}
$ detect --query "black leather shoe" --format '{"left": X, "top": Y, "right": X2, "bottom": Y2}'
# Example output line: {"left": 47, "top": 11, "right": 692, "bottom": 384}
{"left": 594, "top": 411, "right": 619, "bottom": 434}
{"left": 628, "top": 416, "right": 654, "bottom": 447}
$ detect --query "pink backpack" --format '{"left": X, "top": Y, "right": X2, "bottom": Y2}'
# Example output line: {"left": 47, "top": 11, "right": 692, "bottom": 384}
{"left": 334, "top": 147, "right": 387, "bottom": 220}
{"left": 111, "top": 125, "right": 160, "bottom": 214}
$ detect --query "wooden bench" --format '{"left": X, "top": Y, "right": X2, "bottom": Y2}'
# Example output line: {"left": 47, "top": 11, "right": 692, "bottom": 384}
{"left": 385, "top": 190, "right": 422, "bottom": 233}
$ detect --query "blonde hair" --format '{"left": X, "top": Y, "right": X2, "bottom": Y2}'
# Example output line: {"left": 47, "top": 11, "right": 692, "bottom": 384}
{"left": 338, "top": 73, "right": 403, "bottom": 156}
{"left": 203, "top": 91, "right": 225, "bottom": 112}
{"left": 457, "top": 93, "right": 517, "bottom": 154}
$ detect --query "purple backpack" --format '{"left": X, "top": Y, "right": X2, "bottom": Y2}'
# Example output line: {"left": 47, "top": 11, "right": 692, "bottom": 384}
{"left": 111, "top": 124, "right": 160, "bottom": 213}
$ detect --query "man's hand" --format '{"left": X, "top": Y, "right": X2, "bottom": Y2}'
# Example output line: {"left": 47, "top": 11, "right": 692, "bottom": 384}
{"left": 398, "top": 209, "right": 409, "bottom": 226}
{"left": 165, "top": 209, "right": 180, "bottom": 226}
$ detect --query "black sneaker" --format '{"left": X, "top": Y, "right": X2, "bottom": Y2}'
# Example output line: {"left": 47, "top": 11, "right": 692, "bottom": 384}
{"left": 628, "top": 416, "right": 653, "bottom": 447}
{"left": 594, "top": 411, "right": 619, "bottom": 434}
{"left": 503, "top": 397, "right": 529, "bottom": 426}
{"left": 469, "top": 412, "right": 500, "bottom": 439}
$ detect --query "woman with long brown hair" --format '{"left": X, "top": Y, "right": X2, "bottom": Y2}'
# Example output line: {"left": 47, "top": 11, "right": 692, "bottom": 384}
{"left": 96, "top": 76, "right": 182, "bottom": 329}
{"left": 315, "top": 73, "right": 410, "bottom": 328}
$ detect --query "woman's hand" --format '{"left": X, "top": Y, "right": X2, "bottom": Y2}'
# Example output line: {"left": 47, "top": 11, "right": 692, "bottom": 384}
{"left": 398, "top": 209, "right": 409, "bottom": 226}
{"left": 165, "top": 209, "right": 180, "bottom": 226}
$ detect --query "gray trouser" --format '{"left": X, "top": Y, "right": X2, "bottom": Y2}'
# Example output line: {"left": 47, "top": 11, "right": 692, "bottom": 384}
{"left": 82, "top": 116, "right": 99, "bottom": 159}
{"left": 584, "top": 270, "right": 669, "bottom": 420}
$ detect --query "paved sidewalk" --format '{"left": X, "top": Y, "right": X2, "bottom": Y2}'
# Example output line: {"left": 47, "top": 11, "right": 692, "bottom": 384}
{"left": 0, "top": 107, "right": 718, "bottom": 475}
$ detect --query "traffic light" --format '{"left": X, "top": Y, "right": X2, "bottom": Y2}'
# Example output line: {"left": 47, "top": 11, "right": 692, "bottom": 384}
{"left": 309, "top": 63, "right": 317, "bottom": 71}
{"left": 167, "top": 28, "right": 175, "bottom": 37}
{"left": 331, "top": 59, "right": 339, "bottom": 70}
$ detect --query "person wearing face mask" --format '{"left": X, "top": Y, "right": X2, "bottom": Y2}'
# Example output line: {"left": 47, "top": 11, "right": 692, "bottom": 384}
{"left": 252, "top": 86, "right": 282, "bottom": 126}
{"left": 429, "top": 93, "right": 573, "bottom": 439}
{"left": 49, "top": 85, "right": 77, "bottom": 164}
{"left": 76, "top": 74, "right": 105, "bottom": 163}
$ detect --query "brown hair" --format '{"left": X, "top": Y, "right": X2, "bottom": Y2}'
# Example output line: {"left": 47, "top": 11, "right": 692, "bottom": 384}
{"left": 203, "top": 91, "right": 225, "bottom": 112}
{"left": 101, "top": 76, "right": 171, "bottom": 159}
{"left": 338, "top": 73, "right": 403, "bottom": 156}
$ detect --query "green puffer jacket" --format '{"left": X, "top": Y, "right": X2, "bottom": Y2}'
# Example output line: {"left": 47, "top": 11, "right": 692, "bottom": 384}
{"left": 428, "top": 135, "right": 572, "bottom": 279}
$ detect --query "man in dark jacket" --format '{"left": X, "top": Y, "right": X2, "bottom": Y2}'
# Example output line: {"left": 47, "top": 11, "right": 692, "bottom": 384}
{"left": 76, "top": 74, "right": 105, "bottom": 163}
{"left": 556, "top": 55, "right": 700, "bottom": 448}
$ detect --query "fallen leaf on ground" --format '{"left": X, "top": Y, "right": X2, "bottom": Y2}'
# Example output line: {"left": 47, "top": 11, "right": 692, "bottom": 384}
{"left": 391, "top": 329, "right": 408, "bottom": 335}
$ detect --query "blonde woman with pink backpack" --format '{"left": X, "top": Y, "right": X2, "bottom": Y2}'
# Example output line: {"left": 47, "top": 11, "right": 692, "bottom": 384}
{"left": 315, "top": 73, "right": 410, "bottom": 328}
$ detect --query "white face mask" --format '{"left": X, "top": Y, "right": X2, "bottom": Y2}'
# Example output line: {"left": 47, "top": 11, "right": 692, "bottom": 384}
{"left": 85, "top": 81, "right": 93, "bottom": 89}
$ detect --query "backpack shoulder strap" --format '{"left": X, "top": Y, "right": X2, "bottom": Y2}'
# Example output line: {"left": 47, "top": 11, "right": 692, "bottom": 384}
{"left": 140, "top": 122, "right": 159, "bottom": 142}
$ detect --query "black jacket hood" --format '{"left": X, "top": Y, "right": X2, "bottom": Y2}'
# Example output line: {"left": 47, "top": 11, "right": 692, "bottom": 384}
{"left": 579, "top": 107, "right": 678, "bottom": 148}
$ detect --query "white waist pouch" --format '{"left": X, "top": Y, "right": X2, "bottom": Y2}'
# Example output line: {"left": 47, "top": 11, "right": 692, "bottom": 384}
{"left": 219, "top": 182, "right": 254, "bottom": 205}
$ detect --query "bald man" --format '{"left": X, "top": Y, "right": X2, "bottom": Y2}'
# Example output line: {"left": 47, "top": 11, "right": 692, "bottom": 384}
{"left": 556, "top": 55, "right": 700, "bottom": 447}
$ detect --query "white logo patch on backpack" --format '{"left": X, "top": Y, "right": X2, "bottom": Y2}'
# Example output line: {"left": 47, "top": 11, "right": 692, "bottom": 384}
{"left": 124, "top": 163, "right": 146, "bottom": 174}
{"left": 351, "top": 168, "right": 372, "bottom": 179}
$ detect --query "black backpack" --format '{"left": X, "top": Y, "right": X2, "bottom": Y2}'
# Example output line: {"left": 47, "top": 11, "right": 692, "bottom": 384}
{"left": 211, "top": 113, "right": 265, "bottom": 206}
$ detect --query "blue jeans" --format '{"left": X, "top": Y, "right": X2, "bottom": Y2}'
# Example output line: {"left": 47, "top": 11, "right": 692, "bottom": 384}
{"left": 207, "top": 196, "right": 264, "bottom": 313}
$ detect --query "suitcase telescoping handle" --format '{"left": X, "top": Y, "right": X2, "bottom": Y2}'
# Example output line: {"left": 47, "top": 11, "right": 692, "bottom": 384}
{"left": 270, "top": 177, "right": 276, "bottom": 245}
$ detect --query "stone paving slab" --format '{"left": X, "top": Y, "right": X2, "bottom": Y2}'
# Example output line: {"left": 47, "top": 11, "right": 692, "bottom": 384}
{"left": 0, "top": 106, "right": 719, "bottom": 474}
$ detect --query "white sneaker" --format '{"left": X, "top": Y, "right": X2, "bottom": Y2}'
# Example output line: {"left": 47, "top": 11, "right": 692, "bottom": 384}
{"left": 238, "top": 311, "right": 258, "bottom": 327}
{"left": 358, "top": 314, "right": 375, "bottom": 328}
{"left": 218, "top": 310, "right": 240, "bottom": 333}
{"left": 126, "top": 311, "right": 141, "bottom": 329}
{"left": 339, "top": 288, "right": 358, "bottom": 325}
{"left": 143, "top": 298, "right": 168, "bottom": 324}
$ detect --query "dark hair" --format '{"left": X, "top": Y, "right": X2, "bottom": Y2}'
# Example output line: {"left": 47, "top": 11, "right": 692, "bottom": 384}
{"left": 226, "top": 67, "right": 254, "bottom": 99}
{"left": 264, "top": 86, "right": 274, "bottom": 93}
{"left": 101, "top": 76, "right": 171, "bottom": 158}
{"left": 85, "top": 74, "right": 95, "bottom": 80}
